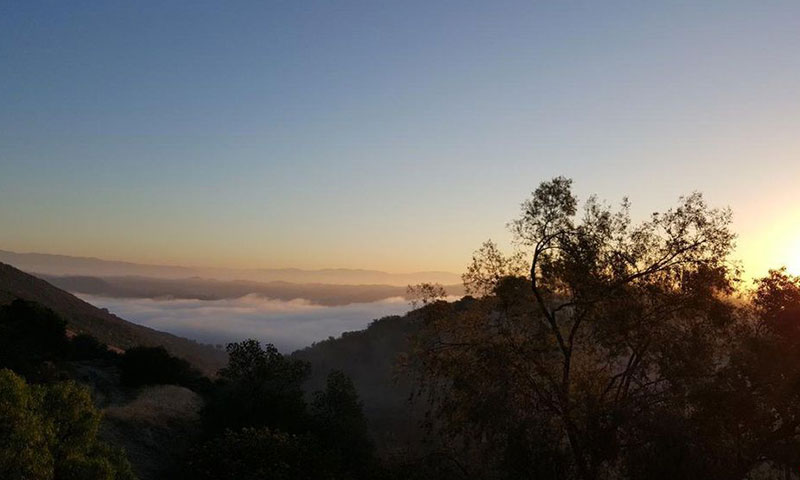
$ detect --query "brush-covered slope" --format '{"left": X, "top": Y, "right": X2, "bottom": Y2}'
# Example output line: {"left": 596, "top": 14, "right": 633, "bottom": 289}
{"left": 292, "top": 308, "right": 431, "bottom": 452}
{"left": 0, "top": 262, "right": 226, "bottom": 374}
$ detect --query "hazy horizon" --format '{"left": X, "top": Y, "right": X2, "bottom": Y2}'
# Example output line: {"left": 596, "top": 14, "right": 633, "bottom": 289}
{"left": 0, "top": 248, "right": 459, "bottom": 276}
{"left": 0, "top": 248, "right": 463, "bottom": 286}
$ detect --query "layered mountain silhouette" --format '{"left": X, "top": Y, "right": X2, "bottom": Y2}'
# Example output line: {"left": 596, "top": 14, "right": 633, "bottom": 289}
{"left": 39, "top": 274, "right": 464, "bottom": 306}
{"left": 0, "top": 262, "right": 226, "bottom": 374}
{"left": 0, "top": 250, "right": 460, "bottom": 286}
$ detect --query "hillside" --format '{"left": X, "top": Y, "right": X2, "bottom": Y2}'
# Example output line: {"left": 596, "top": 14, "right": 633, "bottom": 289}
{"left": 0, "top": 262, "right": 226, "bottom": 374}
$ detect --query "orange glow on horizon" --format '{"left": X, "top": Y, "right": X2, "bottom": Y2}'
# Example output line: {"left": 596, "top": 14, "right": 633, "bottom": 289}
{"left": 788, "top": 245, "right": 800, "bottom": 277}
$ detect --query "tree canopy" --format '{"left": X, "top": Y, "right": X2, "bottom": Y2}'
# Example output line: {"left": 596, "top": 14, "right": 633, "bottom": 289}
{"left": 407, "top": 177, "right": 800, "bottom": 479}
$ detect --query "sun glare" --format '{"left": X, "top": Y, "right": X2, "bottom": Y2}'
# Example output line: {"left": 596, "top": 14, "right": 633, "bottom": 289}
{"left": 788, "top": 245, "right": 800, "bottom": 276}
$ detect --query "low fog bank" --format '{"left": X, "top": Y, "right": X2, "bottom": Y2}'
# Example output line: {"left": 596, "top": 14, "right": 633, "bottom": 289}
{"left": 77, "top": 294, "right": 414, "bottom": 353}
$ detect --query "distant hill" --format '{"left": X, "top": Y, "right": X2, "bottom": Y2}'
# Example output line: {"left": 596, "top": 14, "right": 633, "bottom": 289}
{"left": 292, "top": 296, "right": 478, "bottom": 451}
{"left": 39, "top": 274, "right": 465, "bottom": 306}
{"left": 0, "top": 262, "right": 226, "bottom": 374}
{"left": 0, "top": 249, "right": 461, "bottom": 286}
{"left": 292, "top": 311, "right": 422, "bottom": 450}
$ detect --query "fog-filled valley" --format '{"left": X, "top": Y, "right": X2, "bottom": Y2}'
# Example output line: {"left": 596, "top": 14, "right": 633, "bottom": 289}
{"left": 0, "top": 260, "right": 466, "bottom": 353}
{"left": 21, "top": 268, "right": 463, "bottom": 352}
{"left": 77, "top": 293, "right": 412, "bottom": 353}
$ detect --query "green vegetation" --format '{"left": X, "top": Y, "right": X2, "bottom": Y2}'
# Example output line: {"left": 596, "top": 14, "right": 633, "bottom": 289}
{"left": 0, "top": 369, "right": 135, "bottom": 480}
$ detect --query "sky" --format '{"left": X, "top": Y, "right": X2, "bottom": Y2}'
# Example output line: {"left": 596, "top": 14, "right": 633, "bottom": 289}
{"left": 2, "top": 1, "right": 800, "bottom": 278}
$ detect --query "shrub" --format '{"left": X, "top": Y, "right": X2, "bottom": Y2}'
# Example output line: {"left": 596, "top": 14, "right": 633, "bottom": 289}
{"left": 0, "top": 369, "right": 136, "bottom": 480}
{"left": 119, "top": 346, "right": 207, "bottom": 391}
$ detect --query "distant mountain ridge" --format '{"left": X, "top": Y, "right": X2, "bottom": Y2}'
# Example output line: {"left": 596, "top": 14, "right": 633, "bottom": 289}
{"left": 0, "top": 262, "right": 226, "bottom": 374}
{"left": 0, "top": 250, "right": 461, "bottom": 286}
{"left": 38, "top": 274, "right": 465, "bottom": 306}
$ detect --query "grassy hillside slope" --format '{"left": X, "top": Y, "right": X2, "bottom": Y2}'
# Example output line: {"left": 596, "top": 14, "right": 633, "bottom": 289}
{"left": 0, "top": 262, "right": 226, "bottom": 374}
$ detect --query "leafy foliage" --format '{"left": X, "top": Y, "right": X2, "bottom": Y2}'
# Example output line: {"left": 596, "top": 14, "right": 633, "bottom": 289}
{"left": 0, "top": 299, "right": 70, "bottom": 380}
{"left": 0, "top": 369, "right": 136, "bottom": 480}
{"left": 406, "top": 283, "right": 448, "bottom": 308}
{"left": 462, "top": 240, "right": 528, "bottom": 296}
{"left": 204, "top": 340, "right": 311, "bottom": 435}
{"left": 194, "top": 340, "right": 380, "bottom": 479}
{"left": 0, "top": 369, "right": 51, "bottom": 480}
{"left": 408, "top": 177, "right": 763, "bottom": 479}
{"left": 310, "top": 371, "right": 376, "bottom": 476}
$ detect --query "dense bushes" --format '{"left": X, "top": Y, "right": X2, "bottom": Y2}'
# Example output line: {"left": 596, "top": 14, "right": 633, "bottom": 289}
{"left": 310, "top": 370, "right": 376, "bottom": 477}
{"left": 119, "top": 346, "right": 208, "bottom": 391}
{"left": 195, "top": 340, "right": 379, "bottom": 480}
{"left": 0, "top": 300, "right": 119, "bottom": 381}
{"left": 70, "top": 334, "right": 116, "bottom": 361}
{"left": 203, "top": 340, "right": 310, "bottom": 435}
{"left": 0, "top": 299, "right": 70, "bottom": 380}
{"left": 185, "top": 428, "right": 328, "bottom": 480}
{"left": 0, "top": 369, "right": 136, "bottom": 480}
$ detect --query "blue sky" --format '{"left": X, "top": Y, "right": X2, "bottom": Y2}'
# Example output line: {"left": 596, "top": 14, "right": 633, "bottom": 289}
{"left": 2, "top": 1, "right": 800, "bottom": 275}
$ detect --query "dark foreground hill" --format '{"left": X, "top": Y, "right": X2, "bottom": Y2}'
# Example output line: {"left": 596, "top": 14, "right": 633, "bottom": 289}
{"left": 0, "top": 262, "right": 226, "bottom": 374}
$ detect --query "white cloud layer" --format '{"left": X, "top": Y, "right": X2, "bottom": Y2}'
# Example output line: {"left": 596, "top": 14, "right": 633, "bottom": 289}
{"left": 78, "top": 294, "right": 412, "bottom": 353}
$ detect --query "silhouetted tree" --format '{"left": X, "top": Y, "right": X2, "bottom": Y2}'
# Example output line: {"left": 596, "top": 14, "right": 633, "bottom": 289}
{"left": 462, "top": 239, "right": 527, "bottom": 296}
{"left": 193, "top": 345, "right": 381, "bottom": 479}
{"left": 119, "top": 346, "right": 206, "bottom": 390}
{"left": 623, "top": 269, "right": 800, "bottom": 479}
{"left": 69, "top": 334, "right": 115, "bottom": 361}
{"left": 311, "top": 370, "right": 376, "bottom": 477}
{"left": 203, "top": 340, "right": 310, "bottom": 435}
{"left": 406, "top": 283, "right": 447, "bottom": 309}
{"left": 0, "top": 300, "right": 70, "bottom": 380}
{"left": 411, "top": 177, "right": 740, "bottom": 479}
